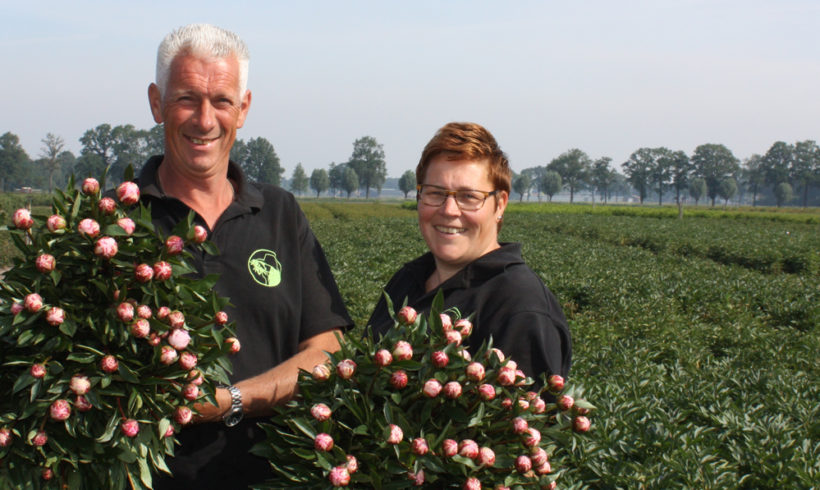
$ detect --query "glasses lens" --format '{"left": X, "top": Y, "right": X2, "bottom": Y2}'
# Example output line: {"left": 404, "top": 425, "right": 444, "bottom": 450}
{"left": 455, "top": 191, "right": 485, "bottom": 211}
{"left": 420, "top": 187, "right": 447, "bottom": 206}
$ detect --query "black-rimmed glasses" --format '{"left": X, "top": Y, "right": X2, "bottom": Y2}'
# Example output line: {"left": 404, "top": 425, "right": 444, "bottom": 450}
{"left": 416, "top": 184, "right": 498, "bottom": 211}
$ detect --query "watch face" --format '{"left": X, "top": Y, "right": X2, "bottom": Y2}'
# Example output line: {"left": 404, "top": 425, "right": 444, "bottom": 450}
{"left": 224, "top": 411, "right": 243, "bottom": 427}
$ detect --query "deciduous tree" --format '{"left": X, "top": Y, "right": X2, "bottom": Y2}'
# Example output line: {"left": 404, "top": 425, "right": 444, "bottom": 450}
{"left": 290, "top": 163, "right": 308, "bottom": 195}
{"left": 540, "top": 171, "right": 562, "bottom": 202}
{"left": 347, "top": 136, "right": 386, "bottom": 199}
{"left": 590, "top": 157, "right": 615, "bottom": 204}
{"left": 791, "top": 140, "right": 819, "bottom": 207}
{"left": 237, "top": 137, "right": 283, "bottom": 186}
{"left": 512, "top": 174, "right": 532, "bottom": 202}
{"left": 718, "top": 178, "right": 737, "bottom": 208}
{"left": 689, "top": 177, "right": 707, "bottom": 205}
{"left": 39, "top": 133, "right": 65, "bottom": 191}
{"left": 547, "top": 149, "right": 590, "bottom": 203}
{"left": 691, "top": 144, "right": 739, "bottom": 206}
{"left": 398, "top": 170, "right": 416, "bottom": 199}
{"left": 310, "top": 168, "right": 329, "bottom": 197}
{"left": 341, "top": 167, "right": 358, "bottom": 199}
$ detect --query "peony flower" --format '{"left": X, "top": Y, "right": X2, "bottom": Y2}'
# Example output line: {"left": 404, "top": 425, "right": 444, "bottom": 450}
{"left": 98, "top": 197, "right": 117, "bottom": 215}
{"left": 46, "top": 214, "right": 66, "bottom": 232}
{"left": 336, "top": 359, "right": 356, "bottom": 379}
{"left": 573, "top": 415, "right": 591, "bottom": 433}
{"left": 179, "top": 351, "right": 198, "bottom": 370}
{"left": 157, "top": 306, "right": 171, "bottom": 319}
{"left": 390, "top": 370, "right": 408, "bottom": 389}
{"left": 441, "top": 439, "right": 458, "bottom": 457}
{"left": 310, "top": 403, "right": 332, "bottom": 422}
{"left": 225, "top": 337, "right": 241, "bottom": 354}
{"left": 443, "top": 381, "right": 462, "bottom": 399}
{"left": 215, "top": 311, "right": 229, "bottom": 325}
{"left": 35, "top": 254, "right": 55, "bottom": 273}
{"left": 70, "top": 374, "right": 90, "bottom": 395}
{"left": 165, "top": 235, "right": 184, "bottom": 255}
{"left": 42, "top": 468, "right": 53, "bottom": 481}
{"left": 101, "top": 355, "right": 119, "bottom": 373}
{"left": 516, "top": 454, "right": 533, "bottom": 473}
{"left": 75, "top": 395, "right": 93, "bottom": 412}
{"left": 535, "top": 461, "right": 552, "bottom": 475}
{"left": 463, "top": 477, "right": 481, "bottom": 490}
{"left": 439, "top": 313, "right": 453, "bottom": 331}
{"left": 422, "top": 379, "right": 442, "bottom": 398}
{"left": 530, "top": 447, "right": 549, "bottom": 467}
{"left": 532, "top": 397, "right": 547, "bottom": 414}
{"left": 518, "top": 398, "right": 530, "bottom": 411}
{"left": 12, "top": 208, "right": 34, "bottom": 230}
{"left": 397, "top": 305, "right": 417, "bottom": 325}
{"left": 392, "top": 340, "right": 413, "bottom": 361}
{"left": 182, "top": 383, "right": 199, "bottom": 401}
{"left": 374, "top": 348, "right": 393, "bottom": 366}
{"left": 136, "top": 305, "right": 152, "bottom": 319}
{"left": 77, "top": 218, "right": 100, "bottom": 238}
{"left": 167, "top": 310, "right": 185, "bottom": 329}
{"left": 312, "top": 364, "right": 331, "bottom": 381}
{"left": 32, "top": 430, "right": 48, "bottom": 447}
{"left": 164, "top": 424, "right": 175, "bottom": 438}
{"left": 497, "top": 367, "right": 516, "bottom": 386}
{"left": 547, "top": 374, "right": 565, "bottom": 392}
{"left": 431, "top": 350, "right": 449, "bottom": 368}
{"left": 160, "top": 346, "right": 178, "bottom": 365}
{"left": 10, "top": 302, "right": 23, "bottom": 315}
{"left": 116, "top": 181, "right": 140, "bottom": 205}
{"left": 167, "top": 328, "right": 191, "bottom": 350}
{"left": 192, "top": 225, "right": 208, "bottom": 243}
{"left": 188, "top": 369, "right": 204, "bottom": 386}
{"left": 523, "top": 428, "right": 542, "bottom": 447}
{"left": 557, "top": 395, "right": 574, "bottom": 412}
{"left": 345, "top": 454, "right": 358, "bottom": 474}
{"left": 117, "top": 302, "right": 136, "bottom": 323}
{"left": 478, "top": 383, "right": 496, "bottom": 401}
{"left": 512, "top": 417, "right": 529, "bottom": 434}
{"left": 502, "top": 398, "right": 513, "bottom": 410}
{"left": 445, "top": 329, "right": 462, "bottom": 346}
{"left": 328, "top": 466, "right": 350, "bottom": 486}
{"left": 147, "top": 333, "right": 161, "bottom": 346}
{"left": 411, "top": 437, "right": 429, "bottom": 455}
{"left": 153, "top": 261, "right": 172, "bottom": 281}
{"left": 134, "top": 263, "right": 153, "bottom": 282}
{"left": 49, "top": 399, "right": 71, "bottom": 421}
{"left": 486, "top": 348, "right": 505, "bottom": 363}
{"left": 0, "top": 428, "right": 12, "bottom": 447}
{"left": 465, "top": 362, "right": 485, "bottom": 382}
{"left": 408, "top": 470, "right": 425, "bottom": 486}
{"left": 477, "top": 446, "right": 495, "bottom": 466}
{"left": 30, "top": 363, "right": 47, "bottom": 378}
{"left": 117, "top": 217, "right": 136, "bottom": 235}
{"left": 24, "top": 293, "right": 43, "bottom": 313}
{"left": 314, "top": 433, "right": 334, "bottom": 452}
{"left": 81, "top": 177, "right": 100, "bottom": 195}
{"left": 458, "top": 348, "right": 472, "bottom": 361}
{"left": 459, "top": 439, "right": 479, "bottom": 459}
{"left": 455, "top": 318, "right": 473, "bottom": 336}
{"left": 130, "top": 318, "right": 150, "bottom": 338}
{"left": 121, "top": 419, "right": 140, "bottom": 437}
{"left": 174, "top": 406, "right": 193, "bottom": 425}
{"left": 386, "top": 424, "right": 403, "bottom": 444}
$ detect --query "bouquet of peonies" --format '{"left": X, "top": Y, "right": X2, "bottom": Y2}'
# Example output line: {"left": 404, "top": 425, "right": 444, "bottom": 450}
{"left": 253, "top": 293, "right": 594, "bottom": 489}
{"left": 0, "top": 169, "right": 238, "bottom": 489}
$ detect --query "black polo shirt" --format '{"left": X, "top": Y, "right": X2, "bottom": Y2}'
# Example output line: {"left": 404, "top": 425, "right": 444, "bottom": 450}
{"left": 138, "top": 156, "right": 353, "bottom": 489}
{"left": 368, "top": 243, "right": 571, "bottom": 381}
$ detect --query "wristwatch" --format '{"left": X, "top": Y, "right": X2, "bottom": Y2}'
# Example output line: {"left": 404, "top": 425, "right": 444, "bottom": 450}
{"left": 222, "top": 385, "right": 243, "bottom": 427}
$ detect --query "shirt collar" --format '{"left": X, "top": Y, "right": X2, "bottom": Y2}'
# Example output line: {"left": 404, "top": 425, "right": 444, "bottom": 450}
{"left": 404, "top": 243, "right": 525, "bottom": 291}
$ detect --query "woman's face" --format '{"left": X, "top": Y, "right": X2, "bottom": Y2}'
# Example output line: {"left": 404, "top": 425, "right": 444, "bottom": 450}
{"left": 418, "top": 156, "right": 508, "bottom": 275}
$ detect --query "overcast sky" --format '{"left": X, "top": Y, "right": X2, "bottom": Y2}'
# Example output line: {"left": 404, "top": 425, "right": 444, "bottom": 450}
{"left": 3, "top": 1, "right": 819, "bottom": 177}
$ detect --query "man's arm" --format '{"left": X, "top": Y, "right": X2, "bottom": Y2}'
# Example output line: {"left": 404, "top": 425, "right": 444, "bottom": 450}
{"left": 194, "top": 328, "right": 343, "bottom": 423}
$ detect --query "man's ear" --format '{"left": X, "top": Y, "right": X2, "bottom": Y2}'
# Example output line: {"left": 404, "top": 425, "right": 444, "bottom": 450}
{"left": 148, "top": 83, "right": 163, "bottom": 124}
{"left": 236, "top": 89, "right": 252, "bottom": 128}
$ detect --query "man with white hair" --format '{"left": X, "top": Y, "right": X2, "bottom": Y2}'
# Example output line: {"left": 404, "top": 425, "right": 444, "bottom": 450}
{"left": 141, "top": 24, "right": 352, "bottom": 488}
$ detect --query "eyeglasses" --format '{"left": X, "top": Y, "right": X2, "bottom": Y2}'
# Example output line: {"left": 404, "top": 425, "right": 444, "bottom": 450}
{"left": 416, "top": 184, "right": 499, "bottom": 211}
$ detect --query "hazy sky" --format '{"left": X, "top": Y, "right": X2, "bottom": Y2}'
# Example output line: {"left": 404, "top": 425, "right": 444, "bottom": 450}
{"left": 3, "top": 1, "right": 819, "bottom": 177}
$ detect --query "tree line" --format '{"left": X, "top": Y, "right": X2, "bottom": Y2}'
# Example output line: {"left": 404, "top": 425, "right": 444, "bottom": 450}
{"left": 1, "top": 124, "right": 818, "bottom": 207}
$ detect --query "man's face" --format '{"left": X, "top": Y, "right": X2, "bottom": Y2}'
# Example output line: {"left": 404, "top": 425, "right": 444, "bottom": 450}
{"left": 148, "top": 54, "right": 250, "bottom": 179}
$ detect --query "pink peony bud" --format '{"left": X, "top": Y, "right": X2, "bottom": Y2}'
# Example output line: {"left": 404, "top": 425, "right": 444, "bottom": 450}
{"left": 179, "top": 351, "right": 198, "bottom": 370}
{"left": 165, "top": 235, "right": 184, "bottom": 255}
{"left": 459, "top": 439, "right": 479, "bottom": 459}
{"left": 136, "top": 305, "right": 152, "bottom": 319}
{"left": 101, "top": 355, "right": 119, "bottom": 373}
{"left": 121, "top": 419, "right": 139, "bottom": 437}
{"left": 458, "top": 348, "right": 472, "bottom": 361}
{"left": 397, "top": 305, "right": 417, "bottom": 325}
{"left": 443, "top": 381, "right": 462, "bottom": 399}
{"left": 192, "top": 225, "right": 208, "bottom": 243}
{"left": 573, "top": 415, "right": 591, "bottom": 433}
{"left": 478, "top": 383, "right": 496, "bottom": 400}
{"left": 547, "top": 374, "right": 565, "bottom": 392}
{"left": 116, "top": 181, "right": 140, "bottom": 205}
{"left": 24, "top": 293, "right": 43, "bottom": 313}
{"left": 497, "top": 367, "right": 516, "bottom": 386}
{"left": 518, "top": 398, "right": 530, "bottom": 411}
{"left": 515, "top": 369, "right": 527, "bottom": 385}
{"left": 465, "top": 362, "right": 485, "bottom": 382}
{"left": 69, "top": 374, "right": 90, "bottom": 395}
{"left": 117, "top": 302, "right": 135, "bottom": 322}
{"left": 117, "top": 217, "right": 136, "bottom": 235}
{"left": 431, "top": 350, "right": 449, "bottom": 368}
{"left": 98, "top": 197, "right": 117, "bottom": 215}
{"left": 524, "top": 428, "right": 541, "bottom": 447}
{"left": 336, "top": 359, "right": 356, "bottom": 379}
{"left": 516, "top": 454, "right": 533, "bottom": 473}
{"left": 167, "top": 310, "right": 185, "bottom": 329}
{"left": 167, "top": 328, "right": 191, "bottom": 350}
{"left": 312, "top": 364, "right": 331, "bottom": 381}
{"left": 0, "top": 428, "right": 11, "bottom": 447}
{"left": 225, "top": 337, "right": 241, "bottom": 354}
{"left": 374, "top": 348, "right": 393, "bottom": 367}
{"left": 455, "top": 318, "right": 473, "bottom": 336}
{"left": 174, "top": 406, "right": 193, "bottom": 425}
{"left": 390, "top": 370, "right": 408, "bottom": 389}
{"left": 75, "top": 395, "right": 93, "bottom": 412}
{"left": 35, "top": 254, "right": 55, "bottom": 273}
{"left": 32, "top": 430, "right": 48, "bottom": 446}
{"left": 164, "top": 424, "right": 175, "bottom": 438}
{"left": 558, "top": 395, "right": 574, "bottom": 412}
{"left": 486, "top": 348, "right": 505, "bottom": 363}
{"left": 77, "top": 218, "right": 100, "bottom": 238}
{"left": 157, "top": 306, "right": 171, "bottom": 319}
{"left": 345, "top": 454, "right": 358, "bottom": 474}
{"left": 477, "top": 446, "right": 495, "bottom": 466}
{"left": 46, "top": 214, "right": 66, "bottom": 232}
{"left": 42, "top": 468, "right": 54, "bottom": 481}
{"left": 328, "top": 466, "right": 350, "bottom": 486}
{"left": 311, "top": 403, "right": 332, "bottom": 422}
{"left": 81, "top": 178, "right": 100, "bottom": 195}
{"left": 182, "top": 383, "right": 199, "bottom": 401}
{"left": 392, "top": 340, "right": 413, "bottom": 361}
{"left": 445, "top": 329, "right": 462, "bottom": 346}
{"left": 442, "top": 438, "right": 458, "bottom": 457}
{"left": 502, "top": 398, "right": 513, "bottom": 410}
{"left": 575, "top": 405, "right": 590, "bottom": 416}
{"left": 11, "top": 302, "right": 24, "bottom": 315}
{"left": 408, "top": 470, "right": 425, "bottom": 486}
{"left": 314, "top": 432, "right": 334, "bottom": 452}
{"left": 411, "top": 437, "right": 429, "bottom": 455}
{"left": 147, "top": 333, "right": 161, "bottom": 346}
{"left": 440, "top": 313, "right": 453, "bottom": 331}
{"left": 130, "top": 318, "right": 150, "bottom": 338}
{"left": 532, "top": 397, "right": 547, "bottom": 414}
{"left": 386, "top": 424, "right": 403, "bottom": 444}
{"left": 422, "top": 379, "right": 442, "bottom": 398}
{"left": 49, "top": 399, "right": 71, "bottom": 421}
{"left": 463, "top": 477, "right": 481, "bottom": 490}
{"left": 512, "top": 417, "right": 529, "bottom": 434}
{"left": 12, "top": 208, "right": 34, "bottom": 230}
{"left": 530, "top": 447, "right": 549, "bottom": 466}
{"left": 134, "top": 263, "right": 153, "bottom": 282}
{"left": 535, "top": 461, "right": 552, "bottom": 475}
{"left": 31, "top": 363, "right": 47, "bottom": 378}
{"left": 187, "top": 369, "right": 204, "bottom": 386}
{"left": 153, "top": 261, "right": 172, "bottom": 281}
{"left": 215, "top": 311, "right": 229, "bottom": 325}
{"left": 160, "top": 346, "right": 178, "bottom": 365}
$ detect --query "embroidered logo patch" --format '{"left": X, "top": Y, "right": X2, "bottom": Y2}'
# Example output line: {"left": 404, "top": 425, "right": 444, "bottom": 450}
{"left": 248, "top": 249, "right": 282, "bottom": 287}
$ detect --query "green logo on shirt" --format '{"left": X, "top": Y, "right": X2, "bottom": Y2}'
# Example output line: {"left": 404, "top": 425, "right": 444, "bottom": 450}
{"left": 248, "top": 249, "right": 282, "bottom": 287}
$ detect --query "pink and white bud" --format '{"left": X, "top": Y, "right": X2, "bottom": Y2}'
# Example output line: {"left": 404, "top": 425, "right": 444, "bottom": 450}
{"left": 167, "top": 328, "right": 191, "bottom": 350}
{"left": 81, "top": 177, "right": 100, "bottom": 195}
{"left": 515, "top": 369, "right": 527, "bottom": 385}
{"left": 225, "top": 337, "right": 241, "bottom": 354}
{"left": 147, "top": 333, "right": 161, "bottom": 346}
{"left": 532, "top": 397, "right": 547, "bottom": 414}
{"left": 167, "top": 310, "right": 185, "bottom": 329}
{"left": 46, "top": 214, "right": 67, "bottom": 232}
{"left": 187, "top": 369, "right": 204, "bottom": 386}
{"left": 558, "top": 395, "right": 574, "bottom": 412}
{"left": 455, "top": 318, "right": 473, "bottom": 336}
{"left": 345, "top": 454, "right": 358, "bottom": 474}
{"left": 386, "top": 424, "right": 403, "bottom": 444}
{"left": 409, "top": 437, "right": 429, "bottom": 455}
{"left": 215, "top": 311, "right": 229, "bottom": 325}
{"left": 32, "top": 430, "right": 48, "bottom": 446}
{"left": 458, "top": 439, "right": 479, "bottom": 459}
{"left": 328, "top": 466, "right": 350, "bottom": 486}
{"left": 504, "top": 360, "right": 518, "bottom": 371}
{"left": 117, "top": 302, "right": 135, "bottom": 322}
{"left": 159, "top": 346, "right": 178, "bottom": 365}
{"left": 75, "top": 395, "right": 93, "bottom": 412}
{"left": 0, "top": 428, "right": 11, "bottom": 447}
{"left": 179, "top": 351, "right": 197, "bottom": 370}
{"left": 374, "top": 349, "right": 393, "bottom": 367}
{"left": 535, "top": 461, "right": 552, "bottom": 475}
{"left": 516, "top": 455, "right": 533, "bottom": 473}
{"left": 134, "top": 263, "right": 153, "bottom": 282}
{"left": 575, "top": 405, "right": 590, "bottom": 416}
{"left": 153, "top": 261, "right": 172, "bottom": 281}
{"left": 443, "top": 381, "right": 462, "bottom": 399}
{"left": 431, "top": 350, "right": 449, "bottom": 368}
{"left": 477, "top": 446, "right": 495, "bottom": 466}
{"left": 117, "top": 217, "right": 136, "bottom": 235}
{"left": 98, "top": 197, "right": 117, "bottom": 215}
{"left": 573, "top": 415, "right": 591, "bottom": 433}
{"left": 192, "top": 225, "right": 208, "bottom": 243}
{"left": 390, "top": 370, "right": 408, "bottom": 389}
{"left": 512, "top": 417, "right": 529, "bottom": 434}
{"left": 31, "top": 363, "right": 47, "bottom": 378}
{"left": 35, "top": 254, "right": 56, "bottom": 273}
{"left": 174, "top": 406, "right": 193, "bottom": 425}
{"left": 77, "top": 218, "right": 100, "bottom": 238}
{"left": 445, "top": 329, "right": 462, "bottom": 346}
{"left": 182, "top": 383, "right": 199, "bottom": 401}
{"left": 12, "top": 208, "right": 34, "bottom": 230}
{"left": 442, "top": 438, "right": 458, "bottom": 457}
{"left": 502, "top": 398, "right": 513, "bottom": 410}
{"left": 94, "top": 236, "right": 118, "bottom": 259}
{"left": 42, "top": 468, "right": 54, "bottom": 481}
{"left": 392, "top": 340, "right": 413, "bottom": 361}
{"left": 423, "top": 379, "right": 442, "bottom": 398}
{"left": 408, "top": 470, "right": 425, "bottom": 486}
{"left": 524, "top": 428, "right": 542, "bottom": 447}
{"left": 465, "top": 362, "right": 485, "bottom": 382}
{"left": 439, "top": 313, "right": 453, "bottom": 331}
{"left": 164, "top": 423, "right": 175, "bottom": 438}
{"left": 458, "top": 349, "right": 472, "bottom": 361}
{"left": 547, "top": 374, "right": 565, "bottom": 392}
{"left": 24, "top": 293, "right": 43, "bottom": 313}
{"left": 485, "top": 348, "right": 505, "bottom": 363}
{"left": 136, "top": 305, "right": 152, "bottom": 319}
{"left": 518, "top": 398, "right": 530, "bottom": 411}
{"left": 45, "top": 307, "right": 65, "bottom": 328}
{"left": 101, "top": 355, "right": 118, "bottom": 373}
{"left": 121, "top": 419, "right": 139, "bottom": 437}
{"left": 312, "top": 364, "right": 331, "bottom": 381}
{"left": 165, "top": 235, "right": 184, "bottom": 255}
{"left": 310, "top": 403, "right": 332, "bottom": 422}
{"left": 478, "top": 383, "right": 496, "bottom": 400}
{"left": 530, "top": 447, "right": 549, "bottom": 467}
{"left": 69, "top": 374, "right": 90, "bottom": 395}
{"left": 49, "top": 399, "right": 71, "bottom": 421}
{"left": 314, "top": 432, "right": 334, "bottom": 452}
{"left": 11, "top": 302, "right": 24, "bottom": 315}
{"left": 157, "top": 306, "right": 171, "bottom": 319}
{"left": 116, "top": 181, "right": 140, "bottom": 205}
{"left": 130, "top": 318, "right": 150, "bottom": 338}
{"left": 336, "top": 359, "right": 356, "bottom": 379}
{"left": 497, "top": 367, "right": 516, "bottom": 386}
{"left": 397, "top": 305, "right": 417, "bottom": 325}
{"left": 463, "top": 477, "right": 481, "bottom": 490}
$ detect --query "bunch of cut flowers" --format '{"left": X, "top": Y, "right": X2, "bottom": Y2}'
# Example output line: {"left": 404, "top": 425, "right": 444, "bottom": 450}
{"left": 253, "top": 293, "right": 594, "bottom": 489}
{"left": 0, "top": 168, "right": 238, "bottom": 489}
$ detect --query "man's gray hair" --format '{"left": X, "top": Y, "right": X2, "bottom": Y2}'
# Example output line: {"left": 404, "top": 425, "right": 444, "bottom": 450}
{"left": 156, "top": 24, "right": 250, "bottom": 99}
